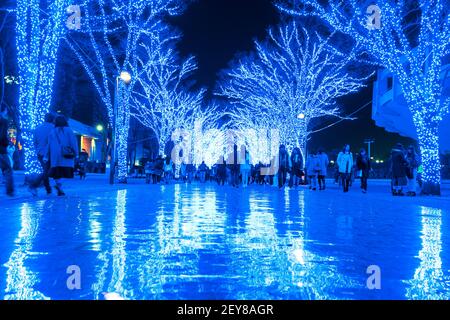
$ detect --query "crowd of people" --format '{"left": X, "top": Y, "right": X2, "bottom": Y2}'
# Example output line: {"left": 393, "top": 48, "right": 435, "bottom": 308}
{"left": 1, "top": 110, "right": 79, "bottom": 197}
{"left": 0, "top": 106, "right": 423, "bottom": 197}
{"left": 140, "top": 142, "right": 422, "bottom": 196}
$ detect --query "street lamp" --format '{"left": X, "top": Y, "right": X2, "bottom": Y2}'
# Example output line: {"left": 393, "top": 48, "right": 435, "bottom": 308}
{"left": 297, "top": 113, "right": 305, "bottom": 120}
{"left": 364, "top": 138, "right": 375, "bottom": 159}
{"left": 120, "top": 71, "right": 132, "bottom": 84}
{"left": 96, "top": 124, "right": 104, "bottom": 132}
{"left": 109, "top": 71, "right": 132, "bottom": 185}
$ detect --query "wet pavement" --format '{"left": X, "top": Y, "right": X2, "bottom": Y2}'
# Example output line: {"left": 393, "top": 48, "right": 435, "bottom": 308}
{"left": 0, "top": 177, "right": 449, "bottom": 300}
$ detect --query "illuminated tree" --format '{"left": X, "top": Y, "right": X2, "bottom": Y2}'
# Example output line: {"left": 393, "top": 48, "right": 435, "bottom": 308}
{"left": 219, "top": 22, "right": 368, "bottom": 158}
{"left": 131, "top": 46, "right": 208, "bottom": 156}
{"left": 65, "top": 0, "right": 185, "bottom": 182}
{"left": 16, "top": 0, "right": 69, "bottom": 175}
{"left": 276, "top": 0, "right": 450, "bottom": 194}
{"left": 188, "top": 103, "right": 226, "bottom": 167}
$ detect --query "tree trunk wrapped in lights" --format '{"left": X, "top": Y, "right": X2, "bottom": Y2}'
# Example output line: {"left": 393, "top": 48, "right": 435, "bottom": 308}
{"left": 276, "top": 0, "right": 450, "bottom": 194}
{"left": 218, "top": 21, "right": 369, "bottom": 159}
{"left": 16, "top": 0, "right": 69, "bottom": 176}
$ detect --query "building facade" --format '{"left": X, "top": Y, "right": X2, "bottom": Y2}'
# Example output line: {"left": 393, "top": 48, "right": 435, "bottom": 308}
{"left": 372, "top": 59, "right": 450, "bottom": 152}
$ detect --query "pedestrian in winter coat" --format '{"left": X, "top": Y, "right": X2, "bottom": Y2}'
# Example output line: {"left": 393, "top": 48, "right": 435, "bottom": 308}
{"left": 230, "top": 144, "right": 240, "bottom": 187}
{"left": 7, "top": 141, "right": 15, "bottom": 168}
{"left": 406, "top": 145, "right": 420, "bottom": 196}
{"left": 306, "top": 152, "right": 320, "bottom": 191}
{"left": 337, "top": 144, "right": 353, "bottom": 193}
{"left": 389, "top": 143, "right": 408, "bottom": 196}
{"left": 153, "top": 156, "right": 164, "bottom": 183}
{"left": 240, "top": 151, "right": 251, "bottom": 187}
{"left": 317, "top": 148, "right": 329, "bottom": 190}
{"left": 217, "top": 157, "right": 227, "bottom": 186}
{"left": 29, "top": 113, "right": 55, "bottom": 195}
{"left": 356, "top": 148, "right": 371, "bottom": 193}
{"left": 0, "top": 108, "right": 14, "bottom": 196}
{"left": 44, "top": 115, "right": 78, "bottom": 196}
{"left": 163, "top": 157, "right": 173, "bottom": 184}
{"left": 78, "top": 149, "right": 89, "bottom": 180}
{"left": 278, "top": 144, "right": 290, "bottom": 188}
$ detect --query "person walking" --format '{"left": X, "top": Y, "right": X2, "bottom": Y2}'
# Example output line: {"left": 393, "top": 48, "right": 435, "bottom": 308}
{"left": 186, "top": 163, "right": 195, "bottom": 184}
{"left": 217, "top": 158, "right": 227, "bottom": 186}
{"left": 44, "top": 115, "right": 78, "bottom": 196}
{"left": 406, "top": 145, "right": 420, "bottom": 196}
{"left": 289, "top": 147, "right": 303, "bottom": 188}
{"left": 78, "top": 149, "right": 89, "bottom": 180}
{"left": 29, "top": 113, "right": 55, "bottom": 195}
{"left": 389, "top": 143, "right": 408, "bottom": 196}
{"left": 337, "top": 144, "right": 353, "bottom": 193}
{"left": 145, "top": 159, "right": 155, "bottom": 184}
{"left": 317, "top": 148, "right": 329, "bottom": 190}
{"left": 0, "top": 108, "right": 14, "bottom": 197}
{"left": 241, "top": 151, "right": 251, "bottom": 188}
{"left": 278, "top": 144, "right": 290, "bottom": 188}
{"left": 356, "top": 148, "right": 371, "bottom": 193}
{"left": 306, "top": 151, "right": 320, "bottom": 191}
{"left": 231, "top": 144, "right": 240, "bottom": 187}
{"left": 163, "top": 157, "right": 173, "bottom": 184}
{"left": 199, "top": 161, "right": 208, "bottom": 183}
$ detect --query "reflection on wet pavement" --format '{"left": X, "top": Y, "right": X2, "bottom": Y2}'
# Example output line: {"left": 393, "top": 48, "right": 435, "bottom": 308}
{"left": 0, "top": 183, "right": 449, "bottom": 300}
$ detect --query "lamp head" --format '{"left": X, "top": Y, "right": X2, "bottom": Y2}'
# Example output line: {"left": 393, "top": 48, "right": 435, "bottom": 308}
{"left": 120, "top": 71, "right": 132, "bottom": 84}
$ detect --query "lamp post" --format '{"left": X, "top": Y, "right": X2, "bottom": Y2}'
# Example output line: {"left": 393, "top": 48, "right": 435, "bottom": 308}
{"left": 109, "top": 71, "right": 132, "bottom": 185}
{"left": 297, "top": 112, "right": 307, "bottom": 163}
{"left": 364, "top": 138, "right": 375, "bottom": 159}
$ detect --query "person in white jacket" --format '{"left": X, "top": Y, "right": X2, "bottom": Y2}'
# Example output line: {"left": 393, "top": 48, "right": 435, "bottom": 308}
{"left": 317, "top": 148, "right": 329, "bottom": 190}
{"left": 337, "top": 144, "right": 353, "bottom": 193}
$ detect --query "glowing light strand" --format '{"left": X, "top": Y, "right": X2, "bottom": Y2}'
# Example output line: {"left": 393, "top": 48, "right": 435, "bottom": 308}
{"left": 66, "top": 0, "right": 185, "bottom": 181}
{"left": 16, "top": 0, "right": 69, "bottom": 175}
{"left": 219, "top": 22, "right": 369, "bottom": 157}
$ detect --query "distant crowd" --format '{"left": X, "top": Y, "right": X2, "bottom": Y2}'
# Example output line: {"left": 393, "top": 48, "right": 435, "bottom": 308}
{"left": 1, "top": 107, "right": 422, "bottom": 197}
{"left": 143, "top": 142, "right": 422, "bottom": 196}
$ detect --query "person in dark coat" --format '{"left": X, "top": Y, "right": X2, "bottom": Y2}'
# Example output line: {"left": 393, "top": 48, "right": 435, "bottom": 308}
{"left": 406, "top": 145, "right": 420, "bottom": 196}
{"left": 217, "top": 157, "right": 227, "bottom": 186}
{"left": 356, "top": 148, "right": 371, "bottom": 193}
{"left": 231, "top": 144, "right": 240, "bottom": 187}
{"left": 78, "top": 149, "right": 89, "bottom": 180}
{"left": 317, "top": 148, "right": 329, "bottom": 190}
{"left": 29, "top": 113, "right": 55, "bottom": 195}
{"left": 389, "top": 143, "right": 408, "bottom": 196}
{"left": 153, "top": 156, "right": 164, "bottom": 183}
{"left": 289, "top": 147, "right": 303, "bottom": 188}
{"left": 278, "top": 144, "right": 290, "bottom": 188}
{"left": 43, "top": 115, "right": 78, "bottom": 196}
{"left": 186, "top": 163, "right": 195, "bottom": 183}
{"left": 198, "top": 161, "right": 208, "bottom": 183}
{"left": 0, "top": 108, "right": 14, "bottom": 196}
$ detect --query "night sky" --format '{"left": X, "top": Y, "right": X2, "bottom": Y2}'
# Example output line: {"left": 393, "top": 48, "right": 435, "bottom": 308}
{"left": 170, "top": 0, "right": 413, "bottom": 160}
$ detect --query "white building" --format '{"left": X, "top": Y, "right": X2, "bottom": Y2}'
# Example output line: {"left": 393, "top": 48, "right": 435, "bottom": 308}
{"left": 372, "top": 59, "right": 450, "bottom": 152}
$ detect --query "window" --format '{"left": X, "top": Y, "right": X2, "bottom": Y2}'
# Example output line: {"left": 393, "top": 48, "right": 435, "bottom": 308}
{"left": 387, "top": 77, "right": 393, "bottom": 91}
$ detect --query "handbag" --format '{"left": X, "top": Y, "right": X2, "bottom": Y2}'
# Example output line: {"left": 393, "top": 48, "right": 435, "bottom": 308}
{"left": 55, "top": 129, "right": 76, "bottom": 159}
